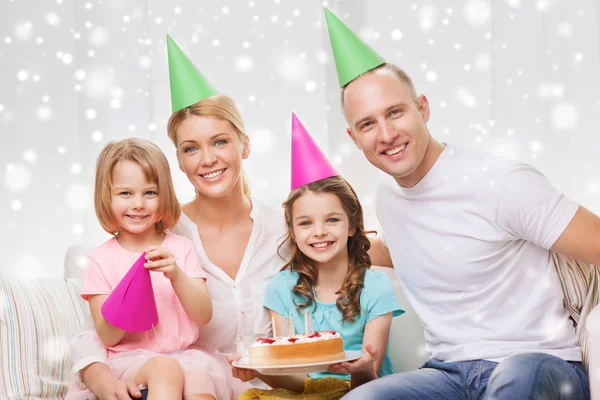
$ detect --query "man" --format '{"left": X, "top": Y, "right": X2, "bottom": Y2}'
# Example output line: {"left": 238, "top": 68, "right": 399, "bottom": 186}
{"left": 324, "top": 8, "right": 598, "bottom": 399}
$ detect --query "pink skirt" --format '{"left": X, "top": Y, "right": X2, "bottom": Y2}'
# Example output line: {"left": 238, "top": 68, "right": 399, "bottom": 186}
{"left": 66, "top": 348, "right": 252, "bottom": 399}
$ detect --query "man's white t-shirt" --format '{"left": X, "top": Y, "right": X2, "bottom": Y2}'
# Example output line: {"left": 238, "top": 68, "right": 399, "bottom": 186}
{"left": 376, "top": 145, "right": 581, "bottom": 363}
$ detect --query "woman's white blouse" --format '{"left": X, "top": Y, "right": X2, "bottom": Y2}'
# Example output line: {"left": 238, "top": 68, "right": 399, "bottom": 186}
{"left": 172, "top": 199, "right": 288, "bottom": 355}
{"left": 69, "top": 198, "right": 288, "bottom": 374}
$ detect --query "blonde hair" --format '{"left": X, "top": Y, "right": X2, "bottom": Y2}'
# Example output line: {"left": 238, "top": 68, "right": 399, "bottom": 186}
{"left": 167, "top": 94, "right": 251, "bottom": 197}
{"left": 341, "top": 63, "right": 419, "bottom": 110}
{"left": 94, "top": 138, "right": 181, "bottom": 235}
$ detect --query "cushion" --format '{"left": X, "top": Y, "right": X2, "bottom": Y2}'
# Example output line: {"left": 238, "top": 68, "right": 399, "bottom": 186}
{"left": 0, "top": 277, "right": 89, "bottom": 399}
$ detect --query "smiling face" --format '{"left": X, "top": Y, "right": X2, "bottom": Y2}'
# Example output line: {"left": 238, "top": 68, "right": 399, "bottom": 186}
{"left": 175, "top": 114, "right": 249, "bottom": 199}
{"left": 343, "top": 68, "right": 432, "bottom": 187}
{"left": 110, "top": 160, "right": 161, "bottom": 236}
{"left": 291, "top": 191, "right": 355, "bottom": 267}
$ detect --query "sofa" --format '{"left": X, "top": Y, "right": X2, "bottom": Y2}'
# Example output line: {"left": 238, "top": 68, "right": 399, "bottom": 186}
{"left": 0, "top": 247, "right": 598, "bottom": 399}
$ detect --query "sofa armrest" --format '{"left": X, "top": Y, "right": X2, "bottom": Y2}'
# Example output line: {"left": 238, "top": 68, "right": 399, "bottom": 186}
{"left": 587, "top": 304, "right": 600, "bottom": 400}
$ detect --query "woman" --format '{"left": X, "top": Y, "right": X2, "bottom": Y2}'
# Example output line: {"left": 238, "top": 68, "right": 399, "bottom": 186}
{"left": 69, "top": 40, "right": 289, "bottom": 399}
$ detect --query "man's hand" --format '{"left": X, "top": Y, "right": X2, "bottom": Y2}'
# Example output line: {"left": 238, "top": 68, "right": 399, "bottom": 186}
{"left": 227, "top": 354, "right": 258, "bottom": 382}
{"left": 328, "top": 344, "right": 379, "bottom": 375}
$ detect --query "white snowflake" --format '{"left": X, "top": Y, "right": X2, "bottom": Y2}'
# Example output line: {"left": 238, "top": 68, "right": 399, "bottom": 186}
{"left": 110, "top": 98, "right": 121, "bottom": 109}
{"left": 92, "top": 131, "right": 103, "bottom": 142}
{"left": 464, "top": 0, "right": 490, "bottom": 26}
{"left": 250, "top": 128, "right": 276, "bottom": 153}
{"left": 23, "top": 149, "right": 37, "bottom": 163}
{"left": 418, "top": 5, "right": 437, "bottom": 31}
{"left": 14, "top": 21, "right": 34, "bottom": 41}
{"left": 359, "top": 26, "right": 380, "bottom": 43}
{"left": 139, "top": 55, "right": 152, "bottom": 69}
{"left": 391, "top": 29, "right": 403, "bottom": 41}
{"left": 234, "top": 55, "right": 253, "bottom": 72}
{"left": 305, "top": 81, "right": 316, "bottom": 92}
{"left": 65, "top": 183, "right": 92, "bottom": 210}
{"left": 551, "top": 103, "right": 578, "bottom": 130}
{"left": 11, "top": 200, "right": 22, "bottom": 211}
{"left": 45, "top": 12, "right": 61, "bottom": 27}
{"left": 72, "top": 223, "right": 84, "bottom": 235}
{"left": 275, "top": 51, "right": 309, "bottom": 83}
{"left": 557, "top": 22, "right": 572, "bottom": 37}
{"left": 537, "top": 83, "right": 564, "bottom": 99}
{"left": 585, "top": 181, "right": 600, "bottom": 195}
{"left": 425, "top": 71, "right": 437, "bottom": 82}
{"left": 536, "top": 0, "right": 549, "bottom": 12}
{"left": 90, "top": 27, "right": 109, "bottom": 46}
{"left": 85, "top": 109, "right": 97, "bottom": 120}
{"left": 17, "top": 70, "right": 29, "bottom": 81}
{"left": 455, "top": 87, "right": 477, "bottom": 108}
{"left": 5, "top": 164, "right": 32, "bottom": 191}
{"left": 75, "top": 69, "right": 86, "bottom": 80}
{"left": 529, "top": 140, "right": 544, "bottom": 155}
{"left": 71, "top": 163, "right": 82, "bottom": 174}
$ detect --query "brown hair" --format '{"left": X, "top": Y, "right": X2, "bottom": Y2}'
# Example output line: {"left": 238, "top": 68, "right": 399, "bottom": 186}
{"left": 278, "top": 176, "right": 373, "bottom": 322}
{"left": 341, "top": 62, "right": 419, "bottom": 110}
{"left": 94, "top": 138, "right": 180, "bottom": 235}
{"left": 167, "top": 94, "right": 251, "bottom": 197}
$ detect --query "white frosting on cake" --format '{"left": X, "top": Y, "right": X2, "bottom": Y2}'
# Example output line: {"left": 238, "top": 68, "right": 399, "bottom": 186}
{"left": 250, "top": 331, "right": 341, "bottom": 347}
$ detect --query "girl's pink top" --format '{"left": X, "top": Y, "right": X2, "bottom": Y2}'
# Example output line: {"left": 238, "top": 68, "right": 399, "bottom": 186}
{"left": 81, "top": 232, "right": 207, "bottom": 356}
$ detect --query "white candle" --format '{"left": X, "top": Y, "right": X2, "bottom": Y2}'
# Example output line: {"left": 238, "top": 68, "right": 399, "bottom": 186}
{"left": 270, "top": 311, "right": 277, "bottom": 338}
{"left": 289, "top": 312, "right": 295, "bottom": 336}
{"left": 304, "top": 311, "right": 309, "bottom": 334}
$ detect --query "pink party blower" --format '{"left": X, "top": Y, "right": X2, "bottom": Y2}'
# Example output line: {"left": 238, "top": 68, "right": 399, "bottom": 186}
{"left": 101, "top": 252, "right": 159, "bottom": 332}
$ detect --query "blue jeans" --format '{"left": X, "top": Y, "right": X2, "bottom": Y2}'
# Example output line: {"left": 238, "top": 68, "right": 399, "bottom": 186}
{"left": 342, "top": 353, "right": 590, "bottom": 400}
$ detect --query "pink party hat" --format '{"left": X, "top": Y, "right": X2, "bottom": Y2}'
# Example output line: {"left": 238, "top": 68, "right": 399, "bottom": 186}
{"left": 101, "top": 253, "right": 159, "bottom": 333}
{"left": 291, "top": 113, "right": 338, "bottom": 190}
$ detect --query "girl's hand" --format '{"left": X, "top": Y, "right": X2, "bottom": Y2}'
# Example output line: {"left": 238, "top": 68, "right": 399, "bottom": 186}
{"left": 227, "top": 354, "right": 258, "bottom": 382}
{"left": 328, "top": 344, "right": 379, "bottom": 375}
{"left": 144, "top": 246, "right": 181, "bottom": 281}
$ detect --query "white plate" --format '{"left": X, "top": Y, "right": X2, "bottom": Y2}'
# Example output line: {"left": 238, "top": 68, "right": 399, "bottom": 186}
{"left": 232, "top": 350, "right": 363, "bottom": 376}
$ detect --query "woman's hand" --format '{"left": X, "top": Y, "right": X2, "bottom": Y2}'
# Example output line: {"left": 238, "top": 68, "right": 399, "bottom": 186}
{"left": 328, "top": 344, "right": 379, "bottom": 375}
{"left": 227, "top": 354, "right": 258, "bottom": 382}
{"left": 96, "top": 379, "right": 142, "bottom": 400}
{"left": 144, "top": 246, "right": 181, "bottom": 281}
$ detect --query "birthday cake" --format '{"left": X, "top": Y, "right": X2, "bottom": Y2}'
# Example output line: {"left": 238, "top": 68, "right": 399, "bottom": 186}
{"left": 248, "top": 330, "right": 345, "bottom": 366}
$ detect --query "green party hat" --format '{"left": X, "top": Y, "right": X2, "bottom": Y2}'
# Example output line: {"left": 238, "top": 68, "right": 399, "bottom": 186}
{"left": 167, "top": 34, "right": 219, "bottom": 113}
{"left": 324, "top": 8, "right": 386, "bottom": 87}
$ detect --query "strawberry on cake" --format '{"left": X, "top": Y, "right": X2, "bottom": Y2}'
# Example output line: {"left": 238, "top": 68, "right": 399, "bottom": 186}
{"left": 248, "top": 331, "right": 345, "bottom": 366}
